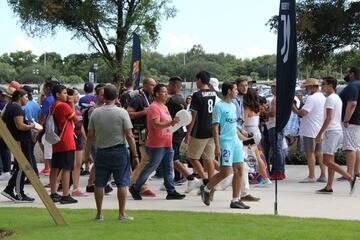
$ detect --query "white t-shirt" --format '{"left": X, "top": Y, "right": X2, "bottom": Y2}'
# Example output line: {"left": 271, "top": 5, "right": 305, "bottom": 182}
{"left": 324, "top": 93, "right": 343, "bottom": 131}
{"left": 299, "top": 92, "right": 326, "bottom": 138}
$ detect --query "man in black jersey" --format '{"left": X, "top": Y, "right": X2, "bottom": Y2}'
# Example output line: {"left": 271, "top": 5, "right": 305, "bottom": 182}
{"left": 184, "top": 71, "right": 217, "bottom": 191}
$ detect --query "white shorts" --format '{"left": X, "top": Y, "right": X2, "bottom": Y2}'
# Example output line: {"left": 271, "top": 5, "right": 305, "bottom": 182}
{"left": 322, "top": 130, "right": 343, "bottom": 155}
{"left": 343, "top": 125, "right": 360, "bottom": 151}
{"left": 41, "top": 135, "right": 53, "bottom": 159}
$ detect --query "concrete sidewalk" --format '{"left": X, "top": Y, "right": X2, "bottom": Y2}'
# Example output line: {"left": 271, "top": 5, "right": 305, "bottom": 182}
{"left": 0, "top": 165, "right": 359, "bottom": 221}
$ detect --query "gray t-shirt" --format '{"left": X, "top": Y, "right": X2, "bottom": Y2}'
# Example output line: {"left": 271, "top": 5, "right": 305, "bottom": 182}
{"left": 88, "top": 104, "right": 133, "bottom": 148}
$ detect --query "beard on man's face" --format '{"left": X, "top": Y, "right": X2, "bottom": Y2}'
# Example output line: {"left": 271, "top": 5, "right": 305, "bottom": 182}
{"left": 344, "top": 75, "right": 351, "bottom": 83}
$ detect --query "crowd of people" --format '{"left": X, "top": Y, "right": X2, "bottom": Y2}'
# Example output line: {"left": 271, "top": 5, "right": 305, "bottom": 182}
{"left": 0, "top": 66, "right": 359, "bottom": 220}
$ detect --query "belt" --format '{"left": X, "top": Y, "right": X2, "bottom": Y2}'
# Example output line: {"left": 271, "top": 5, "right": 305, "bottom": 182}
{"left": 98, "top": 143, "right": 125, "bottom": 150}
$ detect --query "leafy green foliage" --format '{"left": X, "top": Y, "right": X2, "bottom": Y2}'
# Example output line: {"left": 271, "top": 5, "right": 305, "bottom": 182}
{"left": 267, "top": 0, "right": 360, "bottom": 67}
{"left": 7, "top": 0, "right": 177, "bottom": 83}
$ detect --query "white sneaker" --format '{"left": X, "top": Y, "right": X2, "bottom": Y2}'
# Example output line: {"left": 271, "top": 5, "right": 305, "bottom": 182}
{"left": 217, "top": 174, "right": 233, "bottom": 190}
{"left": 185, "top": 178, "right": 202, "bottom": 193}
{"left": 0, "top": 172, "right": 11, "bottom": 181}
{"left": 299, "top": 177, "right": 316, "bottom": 183}
{"left": 118, "top": 215, "right": 134, "bottom": 221}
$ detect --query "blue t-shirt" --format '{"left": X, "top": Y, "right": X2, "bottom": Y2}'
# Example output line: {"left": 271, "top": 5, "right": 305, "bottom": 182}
{"left": 212, "top": 100, "right": 239, "bottom": 143}
{"left": 41, "top": 94, "right": 54, "bottom": 115}
{"left": 79, "top": 95, "right": 97, "bottom": 110}
{"left": 23, "top": 100, "right": 41, "bottom": 123}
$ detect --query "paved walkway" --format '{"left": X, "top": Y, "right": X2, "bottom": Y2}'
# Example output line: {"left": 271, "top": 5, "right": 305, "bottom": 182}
{"left": 0, "top": 165, "right": 359, "bottom": 221}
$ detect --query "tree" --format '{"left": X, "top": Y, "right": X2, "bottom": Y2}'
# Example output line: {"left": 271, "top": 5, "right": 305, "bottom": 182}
{"left": 267, "top": 0, "right": 360, "bottom": 67}
{"left": 0, "top": 50, "right": 37, "bottom": 72}
{"left": 8, "top": 0, "right": 176, "bottom": 85}
{"left": 0, "top": 62, "right": 17, "bottom": 83}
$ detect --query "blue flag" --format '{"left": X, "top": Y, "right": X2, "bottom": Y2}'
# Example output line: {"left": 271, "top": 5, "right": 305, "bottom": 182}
{"left": 276, "top": 0, "right": 297, "bottom": 133}
{"left": 129, "top": 33, "right": 141, "bottom": 89}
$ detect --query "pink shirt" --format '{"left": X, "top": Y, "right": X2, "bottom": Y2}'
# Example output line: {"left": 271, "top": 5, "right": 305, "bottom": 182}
{"left": 146, "top": 102, "right": 173, "bottom": 148}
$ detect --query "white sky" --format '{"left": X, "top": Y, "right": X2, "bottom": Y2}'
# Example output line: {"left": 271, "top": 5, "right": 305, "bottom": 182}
{"left": 0, "top": 0, "right": 280, "bottom": 59}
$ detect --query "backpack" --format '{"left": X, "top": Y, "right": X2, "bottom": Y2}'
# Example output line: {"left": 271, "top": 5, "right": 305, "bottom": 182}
{"left": 45, "top": 104, "right": 67, "bottom": 144}
{"left": 82, "top": 105, "right": 95, "bottom": 134}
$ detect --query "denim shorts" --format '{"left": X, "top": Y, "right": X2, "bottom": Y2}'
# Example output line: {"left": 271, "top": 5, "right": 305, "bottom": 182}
{"left": 94, "top": 144, "right": 130, "bottom": 187}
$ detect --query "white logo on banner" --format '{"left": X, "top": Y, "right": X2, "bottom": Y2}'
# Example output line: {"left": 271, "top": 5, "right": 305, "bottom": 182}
{"left": 280, "top": 14, "right": 290, "bottom": 63}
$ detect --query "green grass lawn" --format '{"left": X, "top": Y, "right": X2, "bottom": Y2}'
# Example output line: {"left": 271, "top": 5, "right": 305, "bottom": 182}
{"left": 0, "top": 208, "right": 359, "bottom": 240}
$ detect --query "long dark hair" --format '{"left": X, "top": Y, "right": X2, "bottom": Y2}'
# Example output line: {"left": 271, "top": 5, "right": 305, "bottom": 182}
{"left": 12, "top": 89, "right": 27, "bottom": 102}
{"left": 243, "top": 88, "right": 260, "bottom": 113}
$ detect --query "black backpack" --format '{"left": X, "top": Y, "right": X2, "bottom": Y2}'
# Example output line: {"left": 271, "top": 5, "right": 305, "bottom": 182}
{"left": 82, "top": 106, "right": 95, "bottom": 134}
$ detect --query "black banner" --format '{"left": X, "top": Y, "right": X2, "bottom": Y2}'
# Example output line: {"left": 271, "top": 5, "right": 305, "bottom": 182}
{"left": 275, "top": 0, "right": 297, "bottom": 133}
{"left": 129, "top": 33, "right": 141, "bottom": 89}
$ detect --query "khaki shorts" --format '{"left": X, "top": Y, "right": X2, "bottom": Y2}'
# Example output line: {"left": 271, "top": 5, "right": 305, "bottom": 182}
{"left": 187, "top": 137, "right": 215, "bottom": 160}
{"left": 302, "top": 136, "right": 322, "bottom": 152}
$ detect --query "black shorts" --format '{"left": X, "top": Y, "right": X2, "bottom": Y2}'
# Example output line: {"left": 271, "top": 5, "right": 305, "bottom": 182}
{"left": 51, "top": 151, "right": 75, "bottom": 171}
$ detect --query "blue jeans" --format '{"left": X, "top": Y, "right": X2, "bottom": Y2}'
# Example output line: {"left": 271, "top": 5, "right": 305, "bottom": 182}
{"left": 134, "top": 147, "right": 175, "bottom": 193}
{"left": 268, "top": 127, "right": 285, "bottom": 173}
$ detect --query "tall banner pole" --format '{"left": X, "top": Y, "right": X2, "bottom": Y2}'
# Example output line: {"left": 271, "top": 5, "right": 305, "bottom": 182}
{"left": 275, "top": 0, "right": 297, "bottom": 215}
{"left": 129, "top": 33, "right": 141, "bottom": 89}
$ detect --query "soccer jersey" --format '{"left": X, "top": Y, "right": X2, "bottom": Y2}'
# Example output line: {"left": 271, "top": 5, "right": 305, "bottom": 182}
{"left": 212, "top": 100, "right": 239, "bottom": 143}
{"left": 190, "top": 89, "right": 217, "bottom": 139}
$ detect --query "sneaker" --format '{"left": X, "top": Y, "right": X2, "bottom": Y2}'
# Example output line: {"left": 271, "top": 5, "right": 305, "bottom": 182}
{"left": 269, "top": 173, "right": 284, "bottom": 180}
{"left": 200, "top": 185, "right": 210, "bottom": 206}
{"left": 86, "top": 185, "right": 95, "bottom": 193}
{"left": 141, "top": 189, "right": 156, "bottom": 197}
{"left": 1, "top": 189, "right": 16, "bottom": 201}
{"left": 15, "top": 193, "right": 35, "bottom": 202}
{"left": 129, "top": 185, "right": 142, "bottom": 200}
{"left": 350, "top": 175, "right": 357, "bottom": 195}
{"left": 60, "top": 195, "right": 78, "bottom": 204}
{"left": 111, "top": 181, "right": 116, "bottom": 187}
{"left": 240, "top": 194, "right": 260, "bottom": 202}
{"left": 256, "top": 178, "right": 272, "bottom": 187}
{"left": 166, "top": 191, "right": 186, "bottom": 200}
{"left": 72, "top": 189, "right": 88, "bottom": 197}
{"left": 230, "top": 200, "right": 250, "bottom": 209}
{"left": 316, "top": 187, "right": 333, "bottom": 194}
{"left": 299, "top": 177, "right": 316, "bottom": 183}
{"left": 105, "top": 184, "right": 113, "bottom": 194}
{"left": 50, "top": 192, "right": 62, "bottom": 203}
{"left": 336, "top": 176, "right": 347, "bottom": 181}
{"left": 174, "top": 177, "right": 186, "bottom": 186}
{"left": 118, "top": 215, "right": 134, "bottom": 221}
{"left": 40, "top": 168, "right": 50, "bottom": 176}
{"left": 185, "top": 177, "right": 201, "bottom": 193}
{"left": 316, "top": 176, "right": 327, "bottom": 183}
{"left": 94, "top": 215, "right": 104, "bottom": 221}
{"left": 209, "top": 188, "right": 216, "bottom": 202}
{"left": 0, "top": 172, "right": 11, "bottom": 181}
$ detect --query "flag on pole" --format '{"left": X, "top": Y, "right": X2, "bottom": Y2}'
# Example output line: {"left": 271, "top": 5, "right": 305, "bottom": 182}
{"left": 129, "top": 33, "right": 141, "bottom": 89}
{"left": 276, "top": 0, "right": 297, "bottom": 132}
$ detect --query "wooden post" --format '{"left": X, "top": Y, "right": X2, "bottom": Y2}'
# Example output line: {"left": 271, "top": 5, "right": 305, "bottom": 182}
{"left": 0, "top": 119, "right": 66, "bottom": 226}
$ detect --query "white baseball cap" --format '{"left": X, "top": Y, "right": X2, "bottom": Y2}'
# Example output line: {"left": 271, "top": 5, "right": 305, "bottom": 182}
{"left": 209, "top": 78, "right": 220, "bottom": 92}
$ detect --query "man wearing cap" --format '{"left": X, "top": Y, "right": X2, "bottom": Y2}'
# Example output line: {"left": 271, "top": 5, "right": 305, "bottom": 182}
{"left": 38, "top": 79, "right": 59, "bottom": 176}
{"left": 293, "top": 78, "right": 326, "bottom": 183}
{"left": 339, "top": 67, "right": 360, "bottom": 183}
{"left": 209, "top": 78, "right": 222, "bottom": 103}
{"left": 79, "top": 82, "right": 97, "bottom": 111}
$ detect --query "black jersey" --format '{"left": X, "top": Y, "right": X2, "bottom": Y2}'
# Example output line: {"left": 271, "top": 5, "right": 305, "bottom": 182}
{"left": 189, "top": 89, "right": 217, "bottom": 139}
